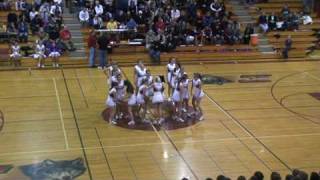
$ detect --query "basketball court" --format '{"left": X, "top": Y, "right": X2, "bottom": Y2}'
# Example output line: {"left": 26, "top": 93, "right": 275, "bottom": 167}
{"left": 0, "top": 61, "right": 320, "bottom": 180}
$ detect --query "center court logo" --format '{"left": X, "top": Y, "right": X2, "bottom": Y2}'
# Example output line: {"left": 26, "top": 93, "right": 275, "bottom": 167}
{"left": 102, "top": 101, "right": 202, "bottom": 131}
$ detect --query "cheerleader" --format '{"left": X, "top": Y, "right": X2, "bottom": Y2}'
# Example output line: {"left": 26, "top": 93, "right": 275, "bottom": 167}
{"left": 48, "top": 41, "right": 61, "bottom": 68}
{"left": 106, "top": 81, "right": 118, "bottom": 124}
{"left": 171, "top": 77, "right": 184, "bottom": 122}
{"left": 180, "top": 73, "right": 190, "bottom": 113}
{"left": 191, "top": 73, "right": 204, "bottom": 121}
{"left": 33, "top": 40, "right": 46, "bottom": 68}
{"left": 166, "top": 58, "right": 176, "bottom": 96}
{"left": 127, "top": 81, "right": 137, "bottom": 126}
{"left": 9, "top": 41, "right": 21, "bottom": 67}
{"left": 134, "top": 60, "right": 147, "bottom": 89}
{"left": 136, "top": 79, "right": 148, "bottom": 121}
{"left": 170, "top": 63, "right": 182, "bottom": 97}
{"left": 152, "top": 76, "right": 165, "bottom": 124}
{"left": 104, "top": 62, "right": 121, "bottom": 85}
{"left": 144, "top": 70, "right": 154, "bottom": 104}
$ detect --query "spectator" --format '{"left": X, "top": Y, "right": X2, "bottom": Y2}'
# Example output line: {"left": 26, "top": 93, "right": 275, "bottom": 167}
{"left": 92, "top": 15, "right": 104, "bottom": 29}
{"left": 282, "top": 35, "right": 292, "bottom": 59}
{"left": 258, "top": 12, "right": 268, "bottom": 33}
{"left": 171, "top": 7, "right": 181, "bottom": 21}
{"left": 33, "top": 40, "right": 46, "bottom": 68}
{"left": 238, "top": 176, "right": 247, "bottom": 180}
{"left": 243, "top": 24, "right": 254, "bottom": 44}
{"left": 97, "top": 33, "right": 109, "bottom": 69}
{"left": 271, "top": 172, "right": 282, "bottom": 180}
{"left": 254, "top": 171, "right": 264, "bottom": 180}
{"left": 48, "top": 41, "right": 61, "bottom": 67}
{"left": 79, "top": 8, "right": 90, "bottom": 27}
{"left": 106, "top": 18, "right": 118, "bottom": 29}
{"left": 126, "top": 17, "right": 137, "bottom": 30}
{"left": 7, "top": 12, "right": 18, "bottom": 27}
{"left": 87, "top": 30, "right": 97, "bottom": 67}
{"left": 94, "top": 1, "right": 104, "bottom": 16}
{"left": 301, "top": 13, "right": 313, "bottom": 25}
{"left": 268, "top": 12, "right": 278, "bottom": 30}
{"left": 9, "top": 41, "right": 21, "bottom": 67}
{"left": 18, "top": 20, "right": 28, "bottom": 42}
{"left": 310, "top": 172, "right": 319, "bottom": 180}
{"left": 59, "top": 25, "right": 75, "bottom": 51}
{"left": 281, "top": 4, "right": 290, "bottom": 18}
{"left": 155, "top": 17, "right": 166, "bottom": 32}
{"left": 149, "top": 35, "right": 161, "bottom": 64}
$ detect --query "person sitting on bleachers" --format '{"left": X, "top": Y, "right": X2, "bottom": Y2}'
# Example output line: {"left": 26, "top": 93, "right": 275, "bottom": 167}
{"left": 301, "top": 13, "right": 313, "bottom": 25}
{"left": 258, "top": 12, "right": 268, "bottom": 33}
{"left": 94, "top": 1, "right": 104, "bottom": 16}
{"left": 7, "top": 12, "right": 18, "bottom": 27}
{"left": 92, "top": 15, "right": 104, "bottom": 29}
{"left": 268, "top": 12, "right": 278, "bottom": 31}
{"left": 59, "top": 25, "right": 75, "bottom": 51}
{"left": 17, "top": 20, "right": 28, "bottom": 42}
{"left": 79, "top": 8, "right": 90, "bottom": 27}
{"left": 201, "top": 26, "right": 213, "bottom": 45}
{"left": 7, "top": 22, "right": 17, "bottom": 33}
{"left": 9, "top": 41, "right": 21, "bottom": 67}
{"left": 30, "top": 14, "right": 43, "bottom": 34}
{"left": 281, "top": 4, "right": 290, "bottom": 19}
{"left": 48, "top": 41, "right": 61, "bottom": 67}
{"left": 288, "top": 12, "right": 299, "bottom": 31}
{"left": 33, "top": 39, "right": 46, "bottom": 68}
{"left": 106, "top": 17, "right": 118, "bottom": 30}
{"left": 243, "top": 24, "right": 254, "bottom": 44}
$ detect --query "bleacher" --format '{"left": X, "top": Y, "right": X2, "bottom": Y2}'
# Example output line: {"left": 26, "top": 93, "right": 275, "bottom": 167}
{"left": 246, "top": 0, "right": 320, "bottom": 58}
{"left": 0, "top": 0, "right": 319, "bottom": 69}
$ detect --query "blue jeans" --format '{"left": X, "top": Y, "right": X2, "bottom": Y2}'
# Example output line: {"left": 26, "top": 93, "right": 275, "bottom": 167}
{"left": 89, "top": 47, "right": 95, "bottom": 66}
{"left": 149, "top": 49, "right": 160, "bottom": 64}
{"left": 98, "top": 49, "right": 107, "bottom": 67}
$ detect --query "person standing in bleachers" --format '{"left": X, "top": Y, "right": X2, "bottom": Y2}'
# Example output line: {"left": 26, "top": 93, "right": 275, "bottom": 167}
{"left": 282, "top": 35, "right": 292, "bottom": 60}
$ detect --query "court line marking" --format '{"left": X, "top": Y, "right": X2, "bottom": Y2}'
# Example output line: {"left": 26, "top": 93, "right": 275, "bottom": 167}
{"left": 53, "top": 78, "right": 69, "bottom": 150}
{"left": 305, "top": 72, "right": 320, "bottom": 82}
{"left": 1, "top": 132, "right": 320, "bottom": 156}
{"left": 204, "top": 92, "right": 253, "bottom": 137}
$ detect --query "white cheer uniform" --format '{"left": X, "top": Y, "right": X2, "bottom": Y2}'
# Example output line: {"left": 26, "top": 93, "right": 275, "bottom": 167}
{"left": 134, "top": 65, "right": 146, "bottom": 87}
{"left": 181, "top": 79, "right": 189, "bottom": 100}
{"left": 167, "top": 63, "right": 176, "bottom": 85}
{"left": 106, "top": 88, "right": 117, "bottom": 107}
{"left": 10, "top": 45, "right": 21, "bottom": 58}
{"left": 152, "top": 82, "right": 164, "bottom": 104}
{"left": 192, "top": 79, "right": 204, "bottom": 99}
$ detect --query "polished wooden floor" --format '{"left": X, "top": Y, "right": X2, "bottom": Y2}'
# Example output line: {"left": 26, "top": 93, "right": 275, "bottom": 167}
{"left": 0, "top": 61, "right": 320, "bottom": 180}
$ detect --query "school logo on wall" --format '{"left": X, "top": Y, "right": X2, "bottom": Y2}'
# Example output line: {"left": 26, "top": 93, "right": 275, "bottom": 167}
{"left": 238, "top": 74, "right": 272, "bottom": 83}
{"left": 19, "top": 158, "right": 86, "bottom": 180}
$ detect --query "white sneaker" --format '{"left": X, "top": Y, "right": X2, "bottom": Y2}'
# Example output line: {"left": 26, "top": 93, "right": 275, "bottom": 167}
{"left": 37, "top": 63, "right": 41, "bottom": 68}
{"left": 52, "top": 63, "right": 56, "bottom": 67}
{"left": 97, "top": 66, "right": 103, "bottom": 70}
{"left": 199, "top": 115, "right": 204, "bottom": 121}
{"left": 55, "top": 63, "right": 59, "bottom": 67}
{"left": 41, "top": 64, "right": 45, "bottom": 68}
{"left": 182, "top": 108, "right": 187, "bottom": 113}
{"left": 111, "top": 120, "right": 117, "bottom": 124}
{"left": 177, "top": 117, "right": 185, "bottom": 122}
{"left": 128, "top": 120, "right": 135, "bottom": 126}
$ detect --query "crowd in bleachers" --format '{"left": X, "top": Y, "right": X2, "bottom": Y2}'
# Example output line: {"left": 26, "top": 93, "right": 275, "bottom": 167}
{"left": 257, "top": 4, "right": 313, "bottom": 33}
{"left": 1, "top": 0, "right": 77, "bottom": 67}
{"left": 182, "top": 169, "right": 320, "bottom": 180}
{"left": 78, "top": 0, "right": 253, "bottom": 50}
